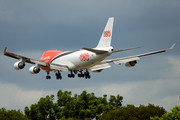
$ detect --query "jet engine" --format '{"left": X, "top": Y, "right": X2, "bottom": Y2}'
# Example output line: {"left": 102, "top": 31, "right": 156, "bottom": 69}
{"left": 14, "top": 61, "right": 25, "bottom": 70}
{"left": 125, "top": 61, "right": 137, "bottom": 67}
{"left": 92, "top": 69, "right": 103, "bottom": 73}
{"left": 29, "top": 66, "right": 40, "bottom": 74}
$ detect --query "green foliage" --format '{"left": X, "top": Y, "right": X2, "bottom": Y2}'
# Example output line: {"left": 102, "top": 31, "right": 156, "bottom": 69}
{"left": 24, "top": 89, "right": 169, "bottom": 120}
{"left": 24, "top": 90, "right": 123, "bottom": 120}
{"left": 25, "top": 95, "right": 56, "bottom": 120}
{"left": 108, "top": 94, "right": 123, "bottom": 109}
{"left": 99, "top": 104, "right": 166, "bottom": 120}
{"left": 150, "top": 106, "right": 180, "bottom": 120}
{"left": 0, "top": 107, "right": 28, "bottom": 120}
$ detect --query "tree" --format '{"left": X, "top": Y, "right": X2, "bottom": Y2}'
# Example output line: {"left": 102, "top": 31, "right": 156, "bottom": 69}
{"left": 0, "top": 107, "right": 27, "bottom": 120}
{"left": 24, "top": 90, "right": 123, "bottom": 120}
{"left": 150, "top": 106, "right": 180, "bottom": 120}
{"left": 99, "top": 104, "right": 166, "bottom": 120}
{"left": 25, "top": 95, "right": 56, "bottom": 120}
{"left": 108, "top": 94, "right": 123, "bottom": 109}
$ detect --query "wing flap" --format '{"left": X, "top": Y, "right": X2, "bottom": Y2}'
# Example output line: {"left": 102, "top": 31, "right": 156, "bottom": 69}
{"left": 113, "top": 57, "right": 140, "bottom": 65}
{"left": 30, "top": 59, "right": 48, "bottom": 66}
{"left": 50, "top": 63, "right": 69, "bottom": 72}
{"left": 89, "top": 63, "right": 111, "bottom": 71}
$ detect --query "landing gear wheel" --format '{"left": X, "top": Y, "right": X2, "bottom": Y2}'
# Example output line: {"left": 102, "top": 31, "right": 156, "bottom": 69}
{"left": 55, "top": 73, "right": 58, "bottom": 76}
{"left": 72, "top": 74, "right": 75, "bottom": 78}
{"left": 78, "top": 70, "right": 85, "bottom": 78}
{"left": 68, "top": 71, "right": 75, "bottom": 78}
{"left": 88, "top": 75, "right": 90, "bottom": 79}
{"left": 56, "top": 76, "right": 61, "bottom": 80}
{"left": 84, "top": 70, "right": 91, "bottom": 79}
{"left": 46, "top": 76, "right": 51, "bottom": 79}
{"left": 55, "top": 71, "right": 62, "bottom": 80}
{"left": 46, "top": 71, "right": 51, "bottom": 80}
{"left": 68, "top": 74, "right": 75, "bottom": 78}
{"left": 78, "top": 74, "right": 84, "bottom": 78}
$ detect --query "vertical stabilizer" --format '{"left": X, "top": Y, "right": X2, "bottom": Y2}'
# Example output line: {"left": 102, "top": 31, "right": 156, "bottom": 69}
{"left": 96, "top": 17, "right": 114, "bottom": 48}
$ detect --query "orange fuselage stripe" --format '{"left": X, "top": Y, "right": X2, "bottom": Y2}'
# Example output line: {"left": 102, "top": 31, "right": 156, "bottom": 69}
{"left": 39, "top": 50, "right": 64, "bottom": 71}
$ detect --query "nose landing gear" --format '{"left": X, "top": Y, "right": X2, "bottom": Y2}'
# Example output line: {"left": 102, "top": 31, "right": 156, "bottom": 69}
{"left": 46, "top": 71, "right": 51, "bottom": 79}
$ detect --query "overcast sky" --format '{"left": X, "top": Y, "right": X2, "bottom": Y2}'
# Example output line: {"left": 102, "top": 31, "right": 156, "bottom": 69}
{"left": 0, "top": 0, "right": 180, "bottom": 112}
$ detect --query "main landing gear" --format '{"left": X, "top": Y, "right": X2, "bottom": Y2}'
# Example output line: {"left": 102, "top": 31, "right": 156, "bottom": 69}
{"left": 46, "top": 71, "right": 62, "bottom": 80}
{"left": 67, "top": 70, "right": 91, "bottom": 79}
{"left": 68, "top": 71, "right": 75, "bottom": 78}
{"left": 78, "top": 70, "right": 90, "bottom": 79}
{"left": 46, "top": 70, "right": 91, "bottom": 80}
{"left": 55, "top": 71, "right": 62, "bottom": 80}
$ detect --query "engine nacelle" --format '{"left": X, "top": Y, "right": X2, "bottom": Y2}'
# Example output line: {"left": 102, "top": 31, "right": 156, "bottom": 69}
{"left": 29, "top": 66, "right": 40, "bottom": 74}
{"left": 14, "top": 61, "right": 25, "bottom": 70}
{"left": 92, "top": 69, "right": 103, "bottom": 73}
{"left": 125, "top": 61, "right": 137, "bottom": 67}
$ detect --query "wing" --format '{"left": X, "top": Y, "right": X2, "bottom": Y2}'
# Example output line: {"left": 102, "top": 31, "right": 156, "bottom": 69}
{"left": 88, "top": 62, "right": 111, "bottom": 72}
{"left": 49, "top": 63, "right": 69, "bottom": 72}
{"left": 4, "top": 47, "right": 69, "bottom": 72}
{"left": 89, "top": 44, "right": 175, "bottom": 71}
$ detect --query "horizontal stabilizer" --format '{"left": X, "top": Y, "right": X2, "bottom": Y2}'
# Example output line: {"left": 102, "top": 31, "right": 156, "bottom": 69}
{"left": 82, "top": 48, "right": 108, "bottom": 54}
{"left": 112, "top": 46, "right": 142, "bottom": 53}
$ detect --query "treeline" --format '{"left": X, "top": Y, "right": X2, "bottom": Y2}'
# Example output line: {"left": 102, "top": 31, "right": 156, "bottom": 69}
{"left": 0, "top": 90, "right": 179, "bottom": 120}
{"left": 24, "top": 90, "right": 123, "bottom": 119}
{"left": 0, "top": 108, "right": 27, "bottom": 120}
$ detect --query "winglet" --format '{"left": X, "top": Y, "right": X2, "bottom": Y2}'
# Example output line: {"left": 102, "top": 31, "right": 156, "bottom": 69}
{"left": 4, "top": 47, "right": 7, "bottom": 53}
{"left": 169, "top": 43, "right": 175, "bottom": 50}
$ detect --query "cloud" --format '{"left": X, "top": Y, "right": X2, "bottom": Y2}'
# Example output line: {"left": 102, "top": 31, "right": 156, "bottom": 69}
{"left": 1, "top": 0, "right": 179, "bottom": 26}
{"left": 0, "top": 81, "right": 57, "bottom": 111}
{"left": 98, "top": 78, "right": 180, "bottom": 112}
{"left": 167, "top": 56, "right": 180, "bottom": 77}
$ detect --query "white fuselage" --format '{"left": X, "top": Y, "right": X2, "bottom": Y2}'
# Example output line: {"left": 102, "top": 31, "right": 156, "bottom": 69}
{"left": 51, "top": 48, "right": 112, "bottom": 70}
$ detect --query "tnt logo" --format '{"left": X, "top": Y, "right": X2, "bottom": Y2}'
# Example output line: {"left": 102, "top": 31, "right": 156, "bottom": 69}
{"left": 103, "top": 30, "right": 111, "bottom": 37}
{"left": 79, "top": 53, "right": 89, "bottom": 61}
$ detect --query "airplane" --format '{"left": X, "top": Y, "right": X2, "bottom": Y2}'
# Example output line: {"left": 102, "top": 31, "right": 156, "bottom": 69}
{"left": 4, "top": 17, "right": 175, "bottom": 80}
